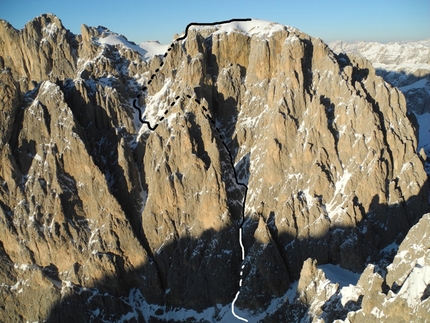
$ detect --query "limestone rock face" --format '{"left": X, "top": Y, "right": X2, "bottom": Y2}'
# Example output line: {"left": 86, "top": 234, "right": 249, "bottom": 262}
{"left": 0, "top": 78, "right": 162, "bottom": 321}
{"left": 0, "top": 14, "right": 78, "bottom": 93}
{"left": 329, "top": 39, "right": 430, "bottom": 115}
{"left": 330, "top": 39, "right": 430, "bottom": 178}
{"left": 275, "top": 215, "right": 430, "bottom": 322}
{"left": 0, "top": 15, "right": 429, "bottom": 322}
{"left": 335, "top": 213, "right": 430, "bottom": 323}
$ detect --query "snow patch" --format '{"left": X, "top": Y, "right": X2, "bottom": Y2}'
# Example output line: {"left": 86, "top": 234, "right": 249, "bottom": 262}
{"left": 381, "top": 241, "right": 399, "bottom": 255}
{"left": 370, "top": 306, "right": 386, "bottom": 319}
{"left": 137, "top": 78, "right": 173, "bottom": 136}
{"left": 41, "top": 23, "right": 58, "bottom": 42}
{"left": 139, "top": 41, "right": 170, "bottom": 60}
{"left": 326, "top": 170, "right": 352, "bottom": 219}
{"left": 96, "top": 33, "right": 168, "bottom": 61}
{"left": 319, "top": 264, "right": 361, "bottom": 307}
{"left": 318, "top": 264, "right": 360, "bottom": 288}
{"left": 190, "top": 19, "right": 289, "bottom": 39}
{"left": 397, "top": 257, "right": 430, "bottom": 307}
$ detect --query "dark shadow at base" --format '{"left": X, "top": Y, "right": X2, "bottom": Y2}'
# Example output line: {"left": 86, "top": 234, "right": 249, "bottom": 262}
{"left": 45, "top": 174, "right": 429, "bottom": 322}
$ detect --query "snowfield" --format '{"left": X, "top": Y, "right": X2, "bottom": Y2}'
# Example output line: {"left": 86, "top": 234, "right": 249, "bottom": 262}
{"left": 95, "top": 29, "right": 168, "bottom": 60}
{"left": 188, "top": 19, "right": 296, "bottom": 39}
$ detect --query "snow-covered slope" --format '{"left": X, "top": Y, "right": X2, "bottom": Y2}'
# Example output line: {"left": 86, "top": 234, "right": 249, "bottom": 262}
{"left": 93, "top": 27, "right": 168, "bottom": 60}
{"left": 189, "top": 19, "right": 292, "bottom": 38}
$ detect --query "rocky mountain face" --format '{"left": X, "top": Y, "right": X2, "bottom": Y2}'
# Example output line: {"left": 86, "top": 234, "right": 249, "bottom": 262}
{"left": 0, "top": 14, "right": 429, "bottom": 322}
{"left": 330, "top": 39, "right": 430, "bottom": 179}
{"left": 329, "top": 39, "right": 430, "bottom": 115}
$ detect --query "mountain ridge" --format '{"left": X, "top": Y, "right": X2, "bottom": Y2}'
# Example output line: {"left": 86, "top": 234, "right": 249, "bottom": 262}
{"left": 0, "top": 14, "right": 429, "bottom": 322}
{"left": 329, "top": 38, "right": 430, "bottom": 175}
{"left": 329, "top": 38, "right": 430, "bottom": 113}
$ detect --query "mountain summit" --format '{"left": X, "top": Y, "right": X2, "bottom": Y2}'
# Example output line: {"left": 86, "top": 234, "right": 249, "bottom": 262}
{"left": 0, "top": 14, "right": 429, "bottom": 322}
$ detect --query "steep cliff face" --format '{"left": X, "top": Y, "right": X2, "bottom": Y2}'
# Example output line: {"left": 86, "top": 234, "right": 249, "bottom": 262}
{"left": 329, "top": 39, "right": 430, "bottom": 177}
{"left": 329, "top": 39, "right": 430, "bottom": 115}
{"left": 0, "top": 15, "right": 428, "bottom": 322}
{"left": 0, "top": 14, "right": 78, "bottom": 93}
{"left": 294, "top": 213, "right": 430, "bottom": 323}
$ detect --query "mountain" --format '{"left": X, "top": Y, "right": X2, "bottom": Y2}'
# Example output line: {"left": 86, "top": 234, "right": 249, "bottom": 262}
{"left": 0, "top": 14, "right": 429, "bottom": 322}
{"left": 329, "top": 40, "right": 430, "bottom": 175}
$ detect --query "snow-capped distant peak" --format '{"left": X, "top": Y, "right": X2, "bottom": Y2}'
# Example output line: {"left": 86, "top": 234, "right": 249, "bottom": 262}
{"left": 94, "top": 29, "right": 168, "bottom": 61}
{"left": 139, "top": 41, "right": 169, "bottom": 60}
{"left": 329, "top": 38, "right": 430, "bottom": 67}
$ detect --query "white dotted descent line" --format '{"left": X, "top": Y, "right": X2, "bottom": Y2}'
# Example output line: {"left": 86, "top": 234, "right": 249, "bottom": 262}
{"left": 231, "top": 227, "right": 248, "bottom": 322}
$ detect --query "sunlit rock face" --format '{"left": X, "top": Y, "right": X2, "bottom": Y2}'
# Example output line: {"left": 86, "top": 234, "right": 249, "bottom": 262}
{"left": 0, "top": 14, "right": 428, "bottom": 322}
{"left": 330, "top": 39, "right": 430, "bottom": 115}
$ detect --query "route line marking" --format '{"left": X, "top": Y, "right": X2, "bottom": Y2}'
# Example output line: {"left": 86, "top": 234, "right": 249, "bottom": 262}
{"left": 132, "top": 19, "right": 251, "bottom": 322}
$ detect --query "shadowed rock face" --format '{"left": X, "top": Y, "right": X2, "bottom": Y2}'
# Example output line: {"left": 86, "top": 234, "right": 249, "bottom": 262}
{"left": 0, "top": 14, "right": 428, "bottom": 322}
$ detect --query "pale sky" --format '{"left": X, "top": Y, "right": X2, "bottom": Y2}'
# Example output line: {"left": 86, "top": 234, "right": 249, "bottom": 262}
{"left": 1, "top": 0, "right": 429, "bottom": 45}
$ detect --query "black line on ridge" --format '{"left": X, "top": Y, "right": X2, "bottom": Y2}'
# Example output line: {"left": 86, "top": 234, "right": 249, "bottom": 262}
{"left": 139, "top": 18, "right": 252, "bottom": 96}
{"left": 175, "top": 18, "right": 252, "bottom": 42}
{"left": 133, "top": 94, "right": 189, "bottom": 131}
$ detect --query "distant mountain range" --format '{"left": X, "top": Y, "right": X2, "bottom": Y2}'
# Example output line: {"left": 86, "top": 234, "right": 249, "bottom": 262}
{"left": 329, "top": 39, "right": 430, "bottom": 114}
